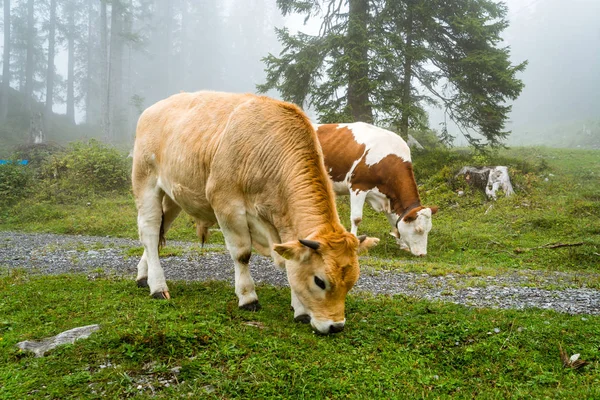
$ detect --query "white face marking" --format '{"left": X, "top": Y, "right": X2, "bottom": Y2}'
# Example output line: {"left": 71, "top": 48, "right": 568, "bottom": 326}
{"left": 337, "top": 122, "right": 412, "bottom": 166}
{"left": 396, "top": 208, "right": 433, "bottom": 256}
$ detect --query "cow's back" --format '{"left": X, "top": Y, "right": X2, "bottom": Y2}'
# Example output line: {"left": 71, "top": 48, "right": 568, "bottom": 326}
{"left": 132, "top": 91, "right": 255, "bottom": 219}
{"left": 316, "top": 122, "right": 412, "bottom": 182}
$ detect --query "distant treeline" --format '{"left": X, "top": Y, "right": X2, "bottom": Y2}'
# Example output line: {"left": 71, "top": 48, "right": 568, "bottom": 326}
{"left": 0, "top": 0, "right": 281, "bottom": 149}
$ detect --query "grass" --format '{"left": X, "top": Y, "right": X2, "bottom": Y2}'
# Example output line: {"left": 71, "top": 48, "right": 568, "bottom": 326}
{"left": 1, "top": 271, "right": 599, "bottom": 399}
{"left": 1, "top": 147, "right": 598, "bottom": 275}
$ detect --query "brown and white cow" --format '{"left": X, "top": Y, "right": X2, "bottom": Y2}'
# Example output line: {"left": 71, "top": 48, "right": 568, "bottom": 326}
{"left": 315, "top": 122, "right": 437, "bottom": 256}
{"left": 132, "top": 91, "right": 378, "bottom": 334}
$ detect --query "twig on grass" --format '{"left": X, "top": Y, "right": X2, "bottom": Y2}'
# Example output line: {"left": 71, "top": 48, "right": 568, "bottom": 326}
{"left": 499, "top": 318, "right": 517, "bottom": 351}
{"left": 514, "top": 242, "right": 584, "bottom": 254}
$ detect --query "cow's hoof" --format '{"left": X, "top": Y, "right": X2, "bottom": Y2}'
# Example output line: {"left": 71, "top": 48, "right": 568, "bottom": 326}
{"left": 151, "top": 291, "right": 170, "bottom": 300}
{"left": 294, "top": 314, "right": 311, "bottom": 324}
{"left": 136, "top": 278, "right": 148, "bottom": 288}
{"left": 239, "top": 300, "right": 261, "bottom": 312}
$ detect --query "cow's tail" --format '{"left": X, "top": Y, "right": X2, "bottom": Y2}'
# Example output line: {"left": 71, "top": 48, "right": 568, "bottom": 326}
{"left": 158, "top": 213, "right": 166, "bottom": 249}
{"left": 196, "top": 222, "right": 210, "bottom": 248}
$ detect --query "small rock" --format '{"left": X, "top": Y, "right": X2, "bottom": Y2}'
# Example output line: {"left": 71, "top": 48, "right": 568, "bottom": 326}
{"left": 170, "top": 366, "right": 181, "bottom": 375}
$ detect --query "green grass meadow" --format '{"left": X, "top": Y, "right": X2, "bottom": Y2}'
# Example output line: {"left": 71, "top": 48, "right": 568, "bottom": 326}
{"left": 1, "top": 146, "right": 599, "bottom": 398}
{"left": 1, "top": 272, "right": 599, "bottom": 399}
{"left": 2, "top": 147, "right": 598, "bottom": 273}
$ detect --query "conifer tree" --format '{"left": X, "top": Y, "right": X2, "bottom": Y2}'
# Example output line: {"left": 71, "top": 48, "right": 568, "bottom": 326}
{"left": 259, "top": 0, "right": 527, "bottom": 147}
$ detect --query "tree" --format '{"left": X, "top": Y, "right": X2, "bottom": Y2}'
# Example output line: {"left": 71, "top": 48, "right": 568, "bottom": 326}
{"left": 100, "top": 0, "right": 108, "bottom": 138}
{"left": 84, "top": 0, "right": 96, "bottom": 124}
{"left": 1, "top": 0, "right": 10, "bottom": 121}
{"left": 24, "top": 0, "right": 35, "bottom": 106}
{"left": 259, "top": 0, "right": 527, "bottom": 148}
{"left": 65, "top": 0, "right": 76, "bottom": 123}
{"left": 107, "top": 0, "right": 124, "bottom": 140}
{"left": 44, "top": 0, "right": 57, "bottom": 115}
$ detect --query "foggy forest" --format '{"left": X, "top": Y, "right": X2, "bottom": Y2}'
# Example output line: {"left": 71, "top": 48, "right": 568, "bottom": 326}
{"left": 0, "top": 0, "right": 598, "bottom": 152}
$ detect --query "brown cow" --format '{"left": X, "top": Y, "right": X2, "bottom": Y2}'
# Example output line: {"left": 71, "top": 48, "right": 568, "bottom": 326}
{"left": 315, "top": 122, "right": 437, "bottom": 256}
{"left": 132, "top": 92, "right": 378, "bottom": 334}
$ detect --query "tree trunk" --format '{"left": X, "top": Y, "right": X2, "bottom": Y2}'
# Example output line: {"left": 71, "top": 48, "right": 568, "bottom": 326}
{"left": 346, "top": 0, "right": 372, "bottom": 123}
{"left": 24, "top": 0, "right": 35, "bottom": 107}
{"left": 84, "top": 0, "right": 94, "bottom": 124}
{"left": 108, "top": 0, "right": 124, "bottom": 141}
{"left": 0, "top": 0, "right": 11, "bottom": 121}
{"left": 100, "top": 0, "right": 109, "bottom": 139}
{"left": 45, "top": 0, "right": 57, "bottom": 115}
{"left": 180, "top": 0, "right": 189, "bottom": 86}
{"left": 455, "top": 166, "right": 515, "bottom": 200}
{"left": 399, "top": 4, "right": 414, "bottom": 139}
{"left": 66, "top": 2, "right": 75, "bottom": 123}
{"left": 152, "top": 0, "right": 172, "bottom": 98}
{"left": 29, "top": 111, "right": 44, "bottom": 144}
{"left": 123, "top": 0, "right": 134, "bottom": 139}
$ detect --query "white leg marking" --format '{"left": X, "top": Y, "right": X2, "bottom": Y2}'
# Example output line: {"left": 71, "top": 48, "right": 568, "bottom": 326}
{"left": 385, "top": 212, "right": 399, "bottom": 232}
{"left": 216, "top": 210, "right": 258, "bottom": 308}
{"left": 291, "top": 289, "right": 309, "bottom": 318}
{"left": 137, "top": 188, "right": 168, "bottom": 295}
{"left": 349, "top": 190, "right": 368, "bottom": 235}
{"left": 136, "top": 251, "right": 148, "bottom": 282}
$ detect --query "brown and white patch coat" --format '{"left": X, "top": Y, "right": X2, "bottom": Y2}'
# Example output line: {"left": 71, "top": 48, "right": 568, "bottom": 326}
{"left": 315, "top": 122, "right": 437, "bottom": 256}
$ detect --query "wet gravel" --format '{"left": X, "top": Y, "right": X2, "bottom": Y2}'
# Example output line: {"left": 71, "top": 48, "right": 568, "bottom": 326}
{"left": 1, "top": 231, "right": 599, "bottom": 315}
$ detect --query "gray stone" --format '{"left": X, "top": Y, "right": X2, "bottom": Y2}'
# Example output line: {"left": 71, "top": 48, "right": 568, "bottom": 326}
{"left": 16, "top": 324, "right": 100, "bottom": 357}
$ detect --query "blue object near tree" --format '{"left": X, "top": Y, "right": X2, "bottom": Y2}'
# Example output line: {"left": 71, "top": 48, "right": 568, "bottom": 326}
{"left": 0, "top": 160, "right": 29, "bottom": 165}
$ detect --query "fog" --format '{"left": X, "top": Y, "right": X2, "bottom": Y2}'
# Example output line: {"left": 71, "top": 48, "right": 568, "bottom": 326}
{"left": 0, "top": 0, "right": 598, "bottom": 148}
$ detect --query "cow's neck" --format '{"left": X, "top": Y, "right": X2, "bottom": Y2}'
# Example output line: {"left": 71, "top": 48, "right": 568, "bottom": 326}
{"left": 388, "top": 162, "right": 421, "bottom": 216}
{"left": 277, "top": 177, "right": 342, "bottom": 242}
{"left": 289, "top": 198, "right": 342, "bottom": 241}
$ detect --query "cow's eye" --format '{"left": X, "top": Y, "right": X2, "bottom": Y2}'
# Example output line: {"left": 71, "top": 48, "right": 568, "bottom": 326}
{"left": 314, "top": 276, "right": 326, "bottom": 290}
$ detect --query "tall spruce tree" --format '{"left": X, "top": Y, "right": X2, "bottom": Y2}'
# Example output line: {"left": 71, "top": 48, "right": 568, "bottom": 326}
{"left": 44, "top": 0, "right": 57, "bottom": 115}
{"left": 1, "top": 0, "right": 11, "bottom": 121}
{"left": 259, "top": 0, "right": 527, "bottom": 147}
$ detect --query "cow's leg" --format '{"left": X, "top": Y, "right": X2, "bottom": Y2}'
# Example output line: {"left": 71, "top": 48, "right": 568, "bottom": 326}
{"left": 385, "top": 211, "right": 410, "bottom": 251}
{"left": 215, "top": 210, "right": 259, "bottom": 311}
{"left": 291, "top": 289, "right": 310, "bottom": 323}
{"left": 349, "top": 190, "right": 367, "bottom": 235}
{"left": 136, "top": 196, "right": 181, "bottom": 288}
{"left": 136, "top": 186, "right": 170, "bottom": 299}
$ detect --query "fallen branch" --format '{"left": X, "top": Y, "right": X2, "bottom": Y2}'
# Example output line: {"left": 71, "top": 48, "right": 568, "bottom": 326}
{"left": 514, "top": 242, "right": 584, "bottom": 254}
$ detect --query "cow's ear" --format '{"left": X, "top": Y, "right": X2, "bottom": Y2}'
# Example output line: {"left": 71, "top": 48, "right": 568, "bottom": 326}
{"left": 273, "top": 240, "right": 314, "bottom": 261}
{"left": 429, "top": 206, "right": 439, "bottom": 215}
{"left": 357, "top": 236, "right": 379, "bottom": 254}
{"left": 403, "top": 212, "right": 418, "bottom": 223}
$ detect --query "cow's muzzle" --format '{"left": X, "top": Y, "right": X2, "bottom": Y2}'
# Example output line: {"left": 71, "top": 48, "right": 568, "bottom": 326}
{"left": 311, "top": 319, "right": 346, "bottom": 335}
{"left": 329, "top": 322, "right": 345, "bottom": 334}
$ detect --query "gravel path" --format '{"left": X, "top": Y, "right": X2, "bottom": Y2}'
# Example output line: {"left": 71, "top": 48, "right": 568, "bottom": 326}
{"left": 1, "top": 231, "right": 599, "bottom": 315}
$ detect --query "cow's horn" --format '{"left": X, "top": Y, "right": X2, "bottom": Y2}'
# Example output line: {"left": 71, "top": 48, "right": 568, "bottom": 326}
{"left": 357, "top": 235, "right": 367, "bottom": 243}
{"left": 299, "top": 239, "right": 321, "bottom": 250}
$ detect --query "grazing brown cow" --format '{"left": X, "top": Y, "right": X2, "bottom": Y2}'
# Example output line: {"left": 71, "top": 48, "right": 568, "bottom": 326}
{"left": 132, "top": 91, "right": 378, "bottom": 334}
{"left": 315, "top": 122, "right": 437, "bottom": 256}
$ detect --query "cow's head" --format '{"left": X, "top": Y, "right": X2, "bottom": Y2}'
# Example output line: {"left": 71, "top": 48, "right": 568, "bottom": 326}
{"left": 274, "top": 232, "right": 379, "bottom": 334}
{"left": 392, "top": 206, "right": 438, "bottom": 256}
